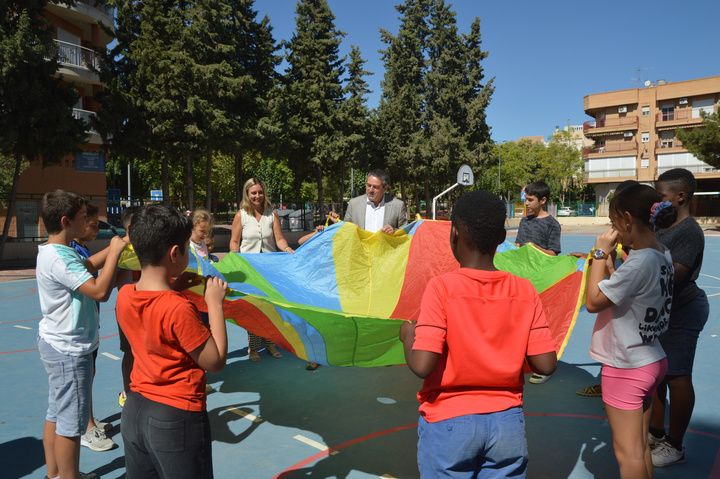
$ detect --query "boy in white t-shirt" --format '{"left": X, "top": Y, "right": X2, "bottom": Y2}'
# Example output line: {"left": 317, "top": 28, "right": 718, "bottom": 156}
{"left": 37, "top": 190, "right": 126, "bottom": 479}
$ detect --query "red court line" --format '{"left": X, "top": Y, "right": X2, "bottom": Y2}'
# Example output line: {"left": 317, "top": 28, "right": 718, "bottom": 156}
{"left": 274, "top": 413, "right": 720, "bottom": 478}
{"left": 272, "top": 423, "right": 417, "bottom": 478}
{"left": 0, "top": 287, "right": 36, "bottom": 301}
{"left": 0, "top": 333, "right": 119, "bottom": 355}
{"left": 0, "top": 308, "right": 115, "bottom": 325}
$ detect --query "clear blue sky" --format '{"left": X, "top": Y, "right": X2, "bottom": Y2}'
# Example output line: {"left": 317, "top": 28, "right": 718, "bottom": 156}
{"left": 255, "top": 0, "right": 720, "bottom": 143}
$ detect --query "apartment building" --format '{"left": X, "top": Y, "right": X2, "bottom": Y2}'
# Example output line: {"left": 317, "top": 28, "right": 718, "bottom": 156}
{"left": 7, "top": 1, "right": 114, "bottom": 239}
{"left": 582, "top": 75, "right": 720, "bottom": 202}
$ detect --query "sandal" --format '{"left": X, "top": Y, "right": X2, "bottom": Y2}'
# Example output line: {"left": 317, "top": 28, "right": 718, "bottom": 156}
{"left": 306, "top": 362, "right": 319, "bottom": 371}
{"left": 248, "top": 350, "right": 261, "bottom": 362}
{"left": 576, "top": 384, "right": 602, "bottom": 397}
{"left": 266, "top": 345, "right": 282, "bottom": 358}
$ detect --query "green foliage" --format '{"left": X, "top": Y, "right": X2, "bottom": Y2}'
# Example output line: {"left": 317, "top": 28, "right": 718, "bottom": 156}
{"left": 676, "top": 111, "right": 720, "bottom": 168}
{"left": 0, "top": 154, "right": 28, "bottom": 207}
{"left": 537, "top": 129, "right": 584, "bottom": 203}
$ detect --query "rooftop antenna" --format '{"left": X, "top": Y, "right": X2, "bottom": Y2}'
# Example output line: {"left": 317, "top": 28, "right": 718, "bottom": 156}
{"left": 632, "top": 65, "right": 655, "bottom": 87}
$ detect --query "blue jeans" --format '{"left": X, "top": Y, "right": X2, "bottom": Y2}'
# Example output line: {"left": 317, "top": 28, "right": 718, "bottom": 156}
{"left": 122, "top": 391, "right": 213, "bottom": 479}
{"left": 38, "top": 336, "right": 93, "bottom": 437}
{"left": 417, "top": 408, "right": 528, "bottom": 479}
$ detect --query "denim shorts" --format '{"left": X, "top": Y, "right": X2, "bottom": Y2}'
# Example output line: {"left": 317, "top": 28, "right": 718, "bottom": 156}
{"left": 660, "top": 291, "right": 709, "bottom": 376}
{"left": 417, "top": 407, "right": 528, "bottom": 479}
{"left": 38, "top": 337, "right": 93, "bottom": 437}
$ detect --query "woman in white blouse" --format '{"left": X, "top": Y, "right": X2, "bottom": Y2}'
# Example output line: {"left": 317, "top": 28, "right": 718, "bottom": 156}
{"left": 230, "top": 178, "right": 294, "bottom": 362}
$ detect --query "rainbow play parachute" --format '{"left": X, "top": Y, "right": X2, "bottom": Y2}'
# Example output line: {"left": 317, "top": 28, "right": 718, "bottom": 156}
{"left": 119, "top": 220, "right": 590, "bottom": 367}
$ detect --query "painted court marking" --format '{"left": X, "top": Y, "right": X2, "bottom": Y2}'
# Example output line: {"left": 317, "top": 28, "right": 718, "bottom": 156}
{"left": 225, "top": 406, "right": 263, "bottom": 423}
{"left": 0, "top": 287, "right": 36, "bottom": 301}
{"left": 101, "top": 352, "right": 120, "bottom": 360}
{"left": 13, "top": 325, "right": 32, "bottom": 330}
{"left": 293, "top": 435, "right": 339, "bottom": 455}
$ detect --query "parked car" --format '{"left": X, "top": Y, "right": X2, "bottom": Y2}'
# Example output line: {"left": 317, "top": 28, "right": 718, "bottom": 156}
{"left": 557, "top": 206, "right": 575, "bottom": 217}
{"left": 97, "top": 220, "right": 126, "bottom": 239}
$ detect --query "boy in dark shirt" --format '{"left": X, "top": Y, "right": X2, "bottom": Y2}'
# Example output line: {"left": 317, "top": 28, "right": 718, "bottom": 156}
{"left": 515, "top": 181, "right": 562, "bottom": 255}
{"left": 649, "top": 168, "right": 709, "bottom": 467}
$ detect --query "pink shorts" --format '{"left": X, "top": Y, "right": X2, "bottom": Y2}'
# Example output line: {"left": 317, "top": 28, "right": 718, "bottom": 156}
{"left": 601, "top": 358, "right": 668, "bottom": 410}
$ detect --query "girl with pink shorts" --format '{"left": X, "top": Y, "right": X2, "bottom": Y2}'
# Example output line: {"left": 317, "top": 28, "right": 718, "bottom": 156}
{"left": 585, "top": 184, "right": 677, "bottom": 479}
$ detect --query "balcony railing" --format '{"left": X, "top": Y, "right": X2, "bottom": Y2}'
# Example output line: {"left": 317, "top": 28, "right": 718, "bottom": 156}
{"left": 656, "top": 106, "right": 718, "bottom": 124}
{"left": 583, "top": 140, "right": 637, "bottom": 156}
{"left": 657, "top": 164, "right": 717, "bottom": 175}
{"left": 655, "top": 138, "right": 684, "bottom": 150}
{"left": 583, "top": 116, "right": 638, "bottom": 133}
{"left": 73, "top": 108, "right": 98, "bottom": 133}
{"left": 49, "top": 40, "right": 101, "bottom": 71}
{"left": 76, "top": 0, "right": 113, "bottom": 17}
{"left": 583, "top": 168, "right": 637, "bottom": 180}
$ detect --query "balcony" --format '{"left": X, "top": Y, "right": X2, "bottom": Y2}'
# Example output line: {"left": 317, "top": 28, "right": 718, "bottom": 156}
{"left": 76, "top": 0, "right": 113, "bottom": 17}
{"left": 583, "top": 168, "right": 637, "bottom": 181}
{"left": 73, "top": 108, "right": 98, "bottom": 133}
{"left": 50, "top": 40, "right": 101, "bottom": 71}
{"left": 656, "top": 106, "right": 718, "bottom": 129}
{"left": 583, "top": 140, "right": 638, "bottom": 157}
{"left": 583, "top": 116, "right": 639, "bottom": 136}
{"left": 655, "top": 138, "right": 684, "bottom": 151}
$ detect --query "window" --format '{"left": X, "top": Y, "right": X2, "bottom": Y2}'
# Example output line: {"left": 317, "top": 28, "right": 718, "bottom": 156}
{"left": 642, "top": 106, "right": 650, "bottom": 116}
{"left": 693, "top": 98, "right": 715, "bottom": 118}
{"left": 661, "top": 105, "right": 675, "bottom": 121}
{"left": 641, "top": 132, "right": 650, "bottom": 143}
{"left": 641, "top": 159, "right": 649, "bottom": 168}
{"left": 659, "top": 130, "right": 674, "bottom": 148}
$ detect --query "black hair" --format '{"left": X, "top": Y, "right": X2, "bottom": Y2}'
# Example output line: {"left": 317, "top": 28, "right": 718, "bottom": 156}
{"left": 656, "top": 168, "right": 697, "bottom": 198}
{"left": 40, "top": 189, "right": 86, "bottom": 234}
{"left": 610, "top": 184, "right": 677, "bottom": 230}
{"left": 451, "top": 190, "right": 506, "bottom": 254}
{"left": 86, "top": 203, "right": 99, "bottom": 218}
{"left": 367, "top": 169, "right": 390, "bottom": 188}
{"left": 525, "top": 181, "right": 550, "bottom": 202}
{"left": 615, "top": 179, "right": 640, "bottom": 194}
{"left": 121, "top": 206, "right": 140, "bottom": 229}
{"left": 130, "top": 205, "right": 192, "bottom": 267}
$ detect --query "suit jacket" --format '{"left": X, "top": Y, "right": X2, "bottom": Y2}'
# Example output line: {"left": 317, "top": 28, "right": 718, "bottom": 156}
{"left": 344, "top": 194, "right": 409, "bottom": 231}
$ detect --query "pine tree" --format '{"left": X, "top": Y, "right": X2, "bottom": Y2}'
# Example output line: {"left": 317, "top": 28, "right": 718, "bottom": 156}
{"left": 275, "top": 0, "right": 345, "bottom": 211}
{"left": 0, "top": 0, "right": 87, "bottom": 262}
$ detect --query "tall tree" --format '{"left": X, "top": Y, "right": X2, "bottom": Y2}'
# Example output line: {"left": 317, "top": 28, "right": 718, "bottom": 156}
{"left": 0, "top": 0, "right": 87, "bottom": 261}
{"left": 335, "top": 45, "right": 373, "bottom": 205}
{"left": 538, "top": 129, "right": 583, "bottom": 204}
{"left": 676, "top": 111, "right": 720, "bottom": 168}
{"left": 275, "top": 0, "right": 345, "bottom": 211}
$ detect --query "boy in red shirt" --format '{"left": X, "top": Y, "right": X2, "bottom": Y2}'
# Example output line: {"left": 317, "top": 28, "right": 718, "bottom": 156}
{"left": 116, "top": 205, "right": 228, "bottom": 478}
{"left": 399, "top": 190, "right": 558, "bottom": 478}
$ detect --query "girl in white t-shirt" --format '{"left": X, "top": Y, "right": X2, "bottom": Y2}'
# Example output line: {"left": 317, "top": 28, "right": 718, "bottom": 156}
{"left": 585, "top": 184, "right": 677, "bottom": 479}
{"left": 188, "top": 209, "right": 212, "bottom": 259}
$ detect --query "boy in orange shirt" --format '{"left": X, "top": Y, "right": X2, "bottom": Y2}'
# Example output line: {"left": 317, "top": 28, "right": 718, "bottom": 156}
{"left": 116, "top": 205, "right": 228, "bottom": 478}
{"left": 399, "top": 190, "right": 557, "bottom": 478}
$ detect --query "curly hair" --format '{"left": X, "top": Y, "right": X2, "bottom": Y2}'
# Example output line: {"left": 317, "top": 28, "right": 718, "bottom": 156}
{"left": 610, "top": 184, "right": 677, "bottom": 230}
{"left": 451, "top": 190, "right": 507, "bottom": 254}
{"left": 656, "top": 168, "right": 697, "bottom": 198}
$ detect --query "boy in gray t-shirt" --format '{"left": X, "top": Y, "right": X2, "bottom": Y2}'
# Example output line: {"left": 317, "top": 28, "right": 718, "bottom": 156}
{"left": 515, "top": 181, "right": 561, "bottom": 255}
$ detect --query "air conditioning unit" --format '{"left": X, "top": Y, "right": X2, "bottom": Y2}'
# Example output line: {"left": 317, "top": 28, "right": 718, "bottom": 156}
{"left": 623, "top": 131, "right": 633, "bottom": 138}
{"left": 679, "top": 98, "right": 688, "bottom": 104}
{"left": 618, "top": 105, "right": 628, "bottom": 113}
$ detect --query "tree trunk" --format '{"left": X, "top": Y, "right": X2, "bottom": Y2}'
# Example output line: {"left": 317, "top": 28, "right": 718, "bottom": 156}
{"left": 205, "top": 149, "right": 212, "bottom": 212}
{"left": 340, "top": 160, "right": 345, "bottom": 216}
{"left": 0, "top": 152, "right": 24, "bottom": 264}
{"left": 161, "top": 157, "right": 170, "bottom": 206}
{"left": 424, "top": 179, "right": 431, "bottom": 218}
{"left": 234, "top": 152, "right": 244, "bottom": 207}
{"left": 400, "top": 170, "right": 407, "bottom": 205}
{"left": 413, "top": 179, "right": 420, "bottom": 221}
{"left": 315, "top": 163, "right": 324, "bottom": 230}
{"left": 185, "top": 153, "right": 195, "bottom": 210}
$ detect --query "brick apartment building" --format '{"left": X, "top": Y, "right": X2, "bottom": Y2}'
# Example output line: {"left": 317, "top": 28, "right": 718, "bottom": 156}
{"left": 3, "top": 1, "right": 113, "bottom": 239}
{"left": 583, "top": 75, "right": 720, "bottom": 203}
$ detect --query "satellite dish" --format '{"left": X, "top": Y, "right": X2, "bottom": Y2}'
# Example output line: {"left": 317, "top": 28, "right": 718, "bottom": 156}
{"left": 644, "top": 80, "right": 652, "bottom": 87}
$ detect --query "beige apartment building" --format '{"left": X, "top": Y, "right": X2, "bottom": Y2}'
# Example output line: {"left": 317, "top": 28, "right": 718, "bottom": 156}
{"left": 2, "top": 1, "right": 113, "bottom": 240}
{"left": 583, "top": 75, "right": 720, "bottom": 202}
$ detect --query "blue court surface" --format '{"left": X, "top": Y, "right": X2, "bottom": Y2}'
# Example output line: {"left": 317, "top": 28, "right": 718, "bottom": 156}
{"left": 1, "top": 229, "right": 719, "bottom": 478}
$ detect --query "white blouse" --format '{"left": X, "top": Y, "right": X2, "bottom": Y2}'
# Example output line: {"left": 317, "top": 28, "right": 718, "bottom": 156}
{"left": 239, "top": 209, "right": 277, "bottom": 253}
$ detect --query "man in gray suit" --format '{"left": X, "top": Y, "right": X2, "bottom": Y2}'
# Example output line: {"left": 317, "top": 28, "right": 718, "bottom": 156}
{"left": 344, "top": 169, "right": 408, "bottom": 234}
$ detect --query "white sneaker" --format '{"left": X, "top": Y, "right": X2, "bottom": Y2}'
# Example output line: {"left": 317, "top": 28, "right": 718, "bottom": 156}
{"left": 81, "top": 426, "right": 115, "bottom": 451}
{"left": 648, "top": 431, "right": 665, "bottom": 448}
{"left": 651, "top": 441, "right": 686, "bottom": 467}
{"left": 529, "top": 373, "right": 552, "bottom": 384}
{"left": 94, "top": 417, "right": 112, "bottom": 432}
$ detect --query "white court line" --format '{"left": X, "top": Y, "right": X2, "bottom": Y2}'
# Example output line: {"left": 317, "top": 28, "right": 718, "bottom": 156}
{"left": 707, "top": 292, "right": 720, "bottom": 297}
{"left": 225, "top": 406, "right": 263, "bottom": 423}
{"left": 13, "top": 325, "right": 32, "bottom": 330}
{"left": 700, "top": 273, "right": 720, "bottom": 282}
{"left": 101, "top": 352, "right": 121, "bottom": 360}
{"left": 293, "top": 434, "right": 339, "bottom": 455}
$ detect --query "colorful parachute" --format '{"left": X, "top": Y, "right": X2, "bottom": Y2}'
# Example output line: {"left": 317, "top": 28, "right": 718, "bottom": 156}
{"left": 119, "top": 220, "right": 589, "bottom": 367}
